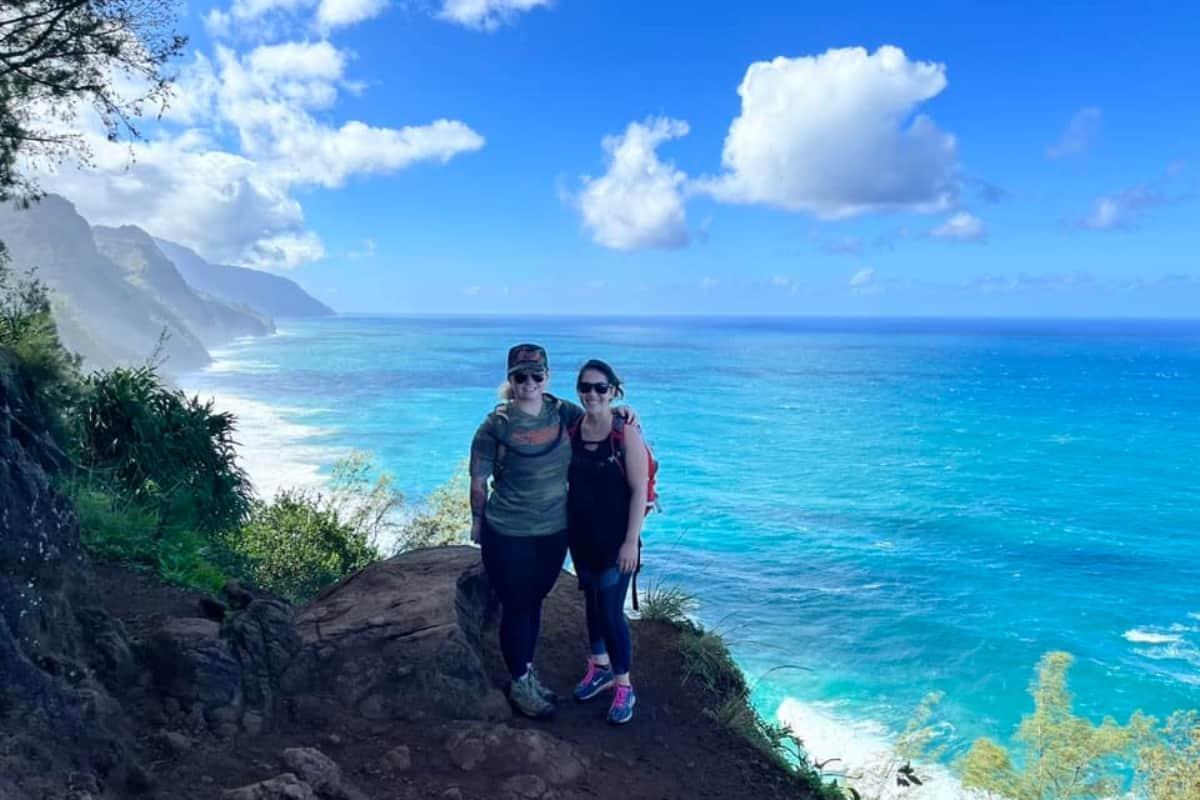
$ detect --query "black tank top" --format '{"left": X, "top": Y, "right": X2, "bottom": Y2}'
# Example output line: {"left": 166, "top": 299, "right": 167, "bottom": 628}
{"left": 567, "top": 429, "right": 631, "bottom": 573}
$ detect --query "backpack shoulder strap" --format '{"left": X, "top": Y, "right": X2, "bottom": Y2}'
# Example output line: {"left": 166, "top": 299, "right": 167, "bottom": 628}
{"left": 490, "top": 403, "right": 512, "bottom": 464}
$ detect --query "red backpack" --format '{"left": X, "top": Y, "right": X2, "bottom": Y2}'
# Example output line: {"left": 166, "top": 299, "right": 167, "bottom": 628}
{"left": 608, "top": 416, "right": 659, "bottom": 516}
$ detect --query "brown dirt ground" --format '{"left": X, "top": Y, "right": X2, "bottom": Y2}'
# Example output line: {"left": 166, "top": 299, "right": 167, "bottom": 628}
{"left": 93, "top": 561, "right": 819, "bottom": 800}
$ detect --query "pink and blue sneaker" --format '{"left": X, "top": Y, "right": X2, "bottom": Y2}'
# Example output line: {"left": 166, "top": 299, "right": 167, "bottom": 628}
{"left": 607, "top": 684, "right": 636, "bottom": 725}
{"left": 572, "top": 661, "right": 614, "bottom": 701}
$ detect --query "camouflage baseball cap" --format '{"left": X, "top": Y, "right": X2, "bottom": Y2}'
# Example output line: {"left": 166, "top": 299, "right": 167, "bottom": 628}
{"left": 507, "top": 343, "right": 548, "bottom": 375}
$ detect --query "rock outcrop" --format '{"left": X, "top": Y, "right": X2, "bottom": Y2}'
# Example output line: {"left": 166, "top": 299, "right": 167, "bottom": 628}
{"left": 0, "top": 349, "right": 141, "bottom": 797}
{"left": 286, "top": 547, "right": 510, "bottom": 726}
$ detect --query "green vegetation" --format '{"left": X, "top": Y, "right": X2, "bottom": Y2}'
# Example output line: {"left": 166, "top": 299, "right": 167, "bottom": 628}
{"left": 637, "top": 579, "right": 698, "bottom": 625}
{"left": 1, "top": 255, "right": 463, "bottom": 604}
{"left": 959, "top": 651, "right": 1200, "bottom": 800}
{"left": 394, "top": 461, "right": 472, "bottom": 551}
{"left": 77, "top": 362, "right": 253, "bottom": 534}
{"left": 962, "top": 652, "right": 1143, "bottom": 799}
{"left": 0, "top": 253, "right": 81, "bottom": 432}
{"left": 642, "top": 584, "right": 843, "bottom": 799}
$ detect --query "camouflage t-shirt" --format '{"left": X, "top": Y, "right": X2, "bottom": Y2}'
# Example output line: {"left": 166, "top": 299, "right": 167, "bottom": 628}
{"left": 470, "top": 394, "right": 585, "bottom": 537}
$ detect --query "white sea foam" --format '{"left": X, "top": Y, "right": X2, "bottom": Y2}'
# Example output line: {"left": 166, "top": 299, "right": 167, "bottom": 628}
{"left": 1123, "top": 629, "right": 1183, "bottom": 645}
{"left": 777, "top": 698, "right": 977, "bottom": 800}
{"left": 187, "top": 389, "right": 349, "bottom": 500}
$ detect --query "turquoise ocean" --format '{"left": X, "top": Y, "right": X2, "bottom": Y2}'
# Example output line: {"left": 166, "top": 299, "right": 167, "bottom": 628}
{"left": 182, "top": 315, "right": 1200, "bottom": 794}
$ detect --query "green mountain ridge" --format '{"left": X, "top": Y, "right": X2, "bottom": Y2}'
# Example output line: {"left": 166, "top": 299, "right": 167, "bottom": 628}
{"left": 152, "top": 237, "right": 335, "bottom": 319}
{"left": 0, "top": 194, "right": 334, "bottom": 373}
{"left": 93, "top": 225, "right": 274, "bottom": 346}
{"left": 0, "top": 195, "right": 212, "bottom": 371}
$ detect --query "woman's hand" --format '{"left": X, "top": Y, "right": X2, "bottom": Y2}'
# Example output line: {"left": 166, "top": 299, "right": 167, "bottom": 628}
{"left": 618, "top": 540, "right": 639, "bottom": 573}
{"left": 616, "top": 405, "right": 639, "bottom": 427}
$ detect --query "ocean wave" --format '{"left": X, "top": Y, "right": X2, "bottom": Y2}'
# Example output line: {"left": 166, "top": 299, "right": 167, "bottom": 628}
{"left": 1123, "top": 629, "right": 1184, "bottom": 645}
{"left": 776, "top": 698, "right": 972, "bottom": 800}
{"left": 184, "top": 389, "right": 349, "bottom": 500}
{"left": 204, "top": 358, "right": 279, "bottom": 375}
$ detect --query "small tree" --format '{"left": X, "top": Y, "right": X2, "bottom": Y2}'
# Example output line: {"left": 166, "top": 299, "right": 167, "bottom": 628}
{"left": 395, "top": 461, "right": 471, "bottom": 551}
{"left": 1137, "top": 711, "right": 1200, "bottom": 800}
{"left": 961, "top": 652, "right": 1141, "bottom": 800}
{"left": 229, "top": 488, "right": 380, "bottom": 604}
{"left": 0, "top": 0, "right": 187, "bottom": 200}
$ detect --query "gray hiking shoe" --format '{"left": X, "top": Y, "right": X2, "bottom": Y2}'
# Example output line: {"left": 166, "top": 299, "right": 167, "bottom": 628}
{"left": 509, "top": 674, "right": 555, "bottom": 719}
{"left": 527, "top": 666, "right": 558, "bottom": 703}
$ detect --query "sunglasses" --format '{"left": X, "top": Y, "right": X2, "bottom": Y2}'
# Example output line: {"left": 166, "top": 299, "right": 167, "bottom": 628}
{"left": 512, "top": 371, "right": 546, "bottom": 385}
{"left": 577, "top": 381, "right": 611, "bottom": 395}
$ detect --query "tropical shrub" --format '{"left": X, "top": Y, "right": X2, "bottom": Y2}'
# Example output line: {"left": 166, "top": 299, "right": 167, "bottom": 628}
{"left": 395, "top": 461, "right": 471, "bottom": 551}
{"left": 69, "top": 478, "right": 227, "bottom": 593}
{"left": 1137, "top": 710, "right": 1200, "bottom": 800}
{"left": 76, "top": 364, "right": 252, "bottom": 534}
{"left": 227, "top": 487, "right": 381, "bottom": 604}
{"left": 961, "top": 651, "right": 1144, "bottom": 800}
{"left": 0, "top": 254, "right": 81, "bottom": 433}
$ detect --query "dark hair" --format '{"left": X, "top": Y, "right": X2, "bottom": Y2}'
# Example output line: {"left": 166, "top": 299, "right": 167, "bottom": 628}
{"left": 577, "top": 359, "right": 625, "bottom": 399}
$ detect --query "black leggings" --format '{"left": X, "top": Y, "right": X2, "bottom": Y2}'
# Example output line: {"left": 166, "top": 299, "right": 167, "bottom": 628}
{"left": 584, "top": 570, "right": 633, "bottom": 675}
{"left": 481, "top": 522, "right": 568, "bottom": 680}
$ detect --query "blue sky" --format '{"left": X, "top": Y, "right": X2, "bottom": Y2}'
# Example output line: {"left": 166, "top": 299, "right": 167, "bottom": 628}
{"left": 45, "top": 0, "right": 1199, "bottom": 315}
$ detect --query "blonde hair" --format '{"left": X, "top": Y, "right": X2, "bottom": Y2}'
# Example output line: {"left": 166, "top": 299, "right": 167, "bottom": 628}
{"left": 497, "top": 380, "right": 515, "bottom": 401}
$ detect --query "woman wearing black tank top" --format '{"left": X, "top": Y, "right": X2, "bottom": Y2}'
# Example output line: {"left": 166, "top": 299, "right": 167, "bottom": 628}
{"left": 567, "top": 359, "right": 648, "bottom": 725}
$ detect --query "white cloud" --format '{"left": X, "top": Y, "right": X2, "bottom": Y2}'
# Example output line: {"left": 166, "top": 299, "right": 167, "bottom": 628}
{"left": 1076, "top": 185, "right": 1164, "bottom": 231}
{"left": 703, "top": 46, "right": 959, "bottom": 218}
{"left": 931, "top": 211, "right": 986, "bottom": 241}
{"left": 700, "top": 276, "right": 719, "bottom": 290}
{"left": 1046, "top": 107, "right": 1101, "bottom": 159}
{"left": 36, "top": 38, "right": 483, "bottom": 269}
{"left": 317, "top": 0, "right": 389, "bottom": 28}
{"left": 578, "top": 117, "right": 690, "bottom": 251}
{"left": 437, "top": 0, "right": 550, "bottom": 30}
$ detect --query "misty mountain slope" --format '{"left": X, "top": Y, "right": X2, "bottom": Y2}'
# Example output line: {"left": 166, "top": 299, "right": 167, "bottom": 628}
{"left": 0, "top": 196, "right": 211, "bottom": 371}
{"left": 153, "top": 238, "right": 334, "bottom": 319}
{"left": 93, "top": 225, "right": 274, "bottom": 346}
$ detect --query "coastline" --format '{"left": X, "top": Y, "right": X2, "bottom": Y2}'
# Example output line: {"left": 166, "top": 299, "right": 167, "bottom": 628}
{"left": 180, "top": 366, "right": 969, "bottom": 799}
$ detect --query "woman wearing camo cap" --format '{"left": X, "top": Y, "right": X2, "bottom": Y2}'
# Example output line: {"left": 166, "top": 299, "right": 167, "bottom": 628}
{"left": 469, "top": 344, "right": 637, "bottom": 719}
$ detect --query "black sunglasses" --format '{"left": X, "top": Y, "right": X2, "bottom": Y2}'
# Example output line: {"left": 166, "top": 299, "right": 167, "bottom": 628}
{"left": 577, "top": 381, "right": 611, "bottom": 395}
{"left": 513, "top": 371, "right": 546, "bottom": 385}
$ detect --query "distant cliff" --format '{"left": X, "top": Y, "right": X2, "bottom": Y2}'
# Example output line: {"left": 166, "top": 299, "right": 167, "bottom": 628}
{"left": 0, "top": 195, "right": 211, "bottom": 371}
{"left": 154, "top": 238, "right": 334, "bottom": 319}
{"left": 93, "top": 225, "right": 274, "bottom": 346}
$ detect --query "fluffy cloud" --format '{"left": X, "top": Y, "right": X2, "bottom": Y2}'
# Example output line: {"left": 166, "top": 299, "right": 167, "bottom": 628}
{"left": 578, "top": 117, "right": 691, "bottom": 251}
{"left": 437, "top": 0, "right": 550, "bottom": 30}
{"left": 1046, "top": 107, "right": 1101, "bottom": 159}
{"left": 204, "top": 0, "right": 388, "bottom": 35}
{"left": 931, "top": 211, "right": 986, "bottom": 241}
{"left": 317, "top": 0, "right": 389, "bottom": 29}
{"left": 38, "top": 39, "right": 483, "bottom": 269}
{"left": 704, "top": 46, "right": 959, "bottom": 218}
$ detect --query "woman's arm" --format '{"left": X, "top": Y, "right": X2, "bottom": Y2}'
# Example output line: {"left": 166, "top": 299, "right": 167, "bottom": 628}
{"left": 562, "top": 397, "right": 639, "bottom": 427}
{"left": 617, "top": 423, "right": 649, "bottom": 573}
{"left": 468, "top": 416, "right": 497, "bottom": 543}
{"left": 469, "top": 475, "right": 488, "bottom": 543}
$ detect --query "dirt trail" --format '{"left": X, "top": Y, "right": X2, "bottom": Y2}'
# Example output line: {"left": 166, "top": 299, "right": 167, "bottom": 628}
{"left": 92, "top": 558, "right": 817, "bottom": 800}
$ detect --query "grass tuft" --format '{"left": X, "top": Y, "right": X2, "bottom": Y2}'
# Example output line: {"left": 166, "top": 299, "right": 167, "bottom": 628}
{"left": 638, "top": 580, "right": 699, "bottom": 626}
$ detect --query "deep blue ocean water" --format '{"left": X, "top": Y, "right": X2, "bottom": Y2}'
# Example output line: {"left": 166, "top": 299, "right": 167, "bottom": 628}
{"left": 183, "top": 315, "right": 1200, "bottom": 790}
